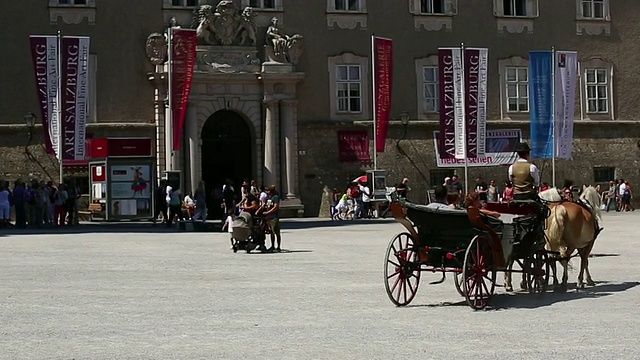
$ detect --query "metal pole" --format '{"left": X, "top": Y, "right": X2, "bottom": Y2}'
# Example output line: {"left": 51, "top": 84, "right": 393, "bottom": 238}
{"left": 551, "top": 46, "right": 556, "bottom": 188}
{"left": 57, "top": 30, "right": 63, "bottom": 185}
{"left": 166, "top": 27, "right": 173, "bottom": 172}
{"left": 461, "top": 42, "right": 469, "bottom": 193}
{"left": 371, "top": 34, "right": 377, "bottom": 171}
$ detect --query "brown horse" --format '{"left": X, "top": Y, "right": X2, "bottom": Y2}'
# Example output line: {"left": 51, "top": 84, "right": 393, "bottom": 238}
{"left": 539, "top": 186, "right": 603, "bottom": 291}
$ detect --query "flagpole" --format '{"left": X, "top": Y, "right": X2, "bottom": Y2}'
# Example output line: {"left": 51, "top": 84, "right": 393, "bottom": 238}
{"left": 166, "top": 26, "right": 174, "bottom": 173}
{"left": 551, "top": 46, "right": 556, "bottom": 188}
{"left": 57, "top": 30, "right": 63, "bottom": 185}
{"left": 371, "top": 34, "right": 377, "bottom": 171}
{"left": 461, "top": 42, "right": 469, "bottom": 194}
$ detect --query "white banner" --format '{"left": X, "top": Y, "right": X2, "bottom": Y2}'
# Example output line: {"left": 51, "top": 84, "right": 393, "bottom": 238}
{"left": 554, "top": 51, "right": 577, "bottom": 159}
{"left": 61, "top": 36, "right": 90, "bottom": 160}
{"left": 434, "top": 129, "right": 522, "bottom": 168}
{"left": 475, "top": 48, "right": 489, "bottom": 157}
{"left": 452, "top": 48, "right": 466, "bottom": 160}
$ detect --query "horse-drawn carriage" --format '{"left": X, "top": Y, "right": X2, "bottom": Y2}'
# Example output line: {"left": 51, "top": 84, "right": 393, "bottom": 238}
{"left": 384, "top": 198, "right": 552, "bottom": 310}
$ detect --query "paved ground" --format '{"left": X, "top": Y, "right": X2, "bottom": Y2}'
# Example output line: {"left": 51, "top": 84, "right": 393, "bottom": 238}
{"left": 1, "top": 212, "right": 639, "bottom": 360}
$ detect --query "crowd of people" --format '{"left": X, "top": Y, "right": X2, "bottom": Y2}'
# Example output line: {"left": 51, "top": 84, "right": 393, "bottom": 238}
{"left": 0, "top": 179, "right": 80, "bottom": 229}
{"left": 331, "top": 179, "right": 375, "bottom": 220}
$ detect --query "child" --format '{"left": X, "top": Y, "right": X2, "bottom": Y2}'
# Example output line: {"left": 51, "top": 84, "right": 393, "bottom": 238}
{"left": 222, "top": 213, "right": 235, "bottom": 249}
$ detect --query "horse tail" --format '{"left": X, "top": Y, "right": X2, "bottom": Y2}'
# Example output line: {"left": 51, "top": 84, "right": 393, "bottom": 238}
{"left": 546, "top": 204, "right": 567, "bottom": 249}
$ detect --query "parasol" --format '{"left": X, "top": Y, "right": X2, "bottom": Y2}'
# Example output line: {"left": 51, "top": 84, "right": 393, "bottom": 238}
{"left": 352, "top": 175, "right": 368, "bottom": 183}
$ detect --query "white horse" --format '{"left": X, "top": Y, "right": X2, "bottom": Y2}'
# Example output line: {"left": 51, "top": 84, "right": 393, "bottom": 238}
{"left": 539, "top": 186, "right": 603, "bottom": 291}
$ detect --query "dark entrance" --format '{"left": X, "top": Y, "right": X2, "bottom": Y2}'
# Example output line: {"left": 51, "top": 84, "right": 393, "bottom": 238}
{"left": 201, "top": 110, "right": 253, "bottom": 219}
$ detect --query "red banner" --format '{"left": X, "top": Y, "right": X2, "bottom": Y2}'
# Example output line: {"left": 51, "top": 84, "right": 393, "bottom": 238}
{"left": 464, "top": 48, "right": 488, "bottom": 158}
{"left": 338, "top": 130, "right": 369, "bottom": 163}
{"left": 61, "top": 36, "right": 90, "bottom": 161}
{"left": 171, "top": 28, "right": 197, "bottom": 151}
{"left": 373, "top": 37, "right": 393, "bottom": 153}
{"left": 29, "top": 35, "right": 58, "bottom": 156}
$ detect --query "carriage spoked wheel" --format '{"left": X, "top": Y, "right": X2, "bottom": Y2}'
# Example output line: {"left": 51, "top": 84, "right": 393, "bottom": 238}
{"left": 384, "top": 232, "right": 421, "bottom": 306}
{"left": 526, "top": 250, "right": 549, "bottom": 294}
{"left": 462, "top": 235, "right": 497, "bottom": 310}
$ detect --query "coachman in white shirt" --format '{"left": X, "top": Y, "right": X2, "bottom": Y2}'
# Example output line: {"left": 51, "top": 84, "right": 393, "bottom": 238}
{"left": 508, "top": 142, "right": 541, "bottom": 201}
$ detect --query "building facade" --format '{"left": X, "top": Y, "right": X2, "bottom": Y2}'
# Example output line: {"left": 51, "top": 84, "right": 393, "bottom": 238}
{"left": 1, "top": 0, "right": 639, "bottom": 216}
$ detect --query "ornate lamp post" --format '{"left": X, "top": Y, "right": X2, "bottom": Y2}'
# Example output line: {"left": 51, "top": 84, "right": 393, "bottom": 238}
{"left": 23, "top": 112, "right": 54, "bottom": 181}
{"left": 24, "top": 112, "right": 36, "bottom": 152}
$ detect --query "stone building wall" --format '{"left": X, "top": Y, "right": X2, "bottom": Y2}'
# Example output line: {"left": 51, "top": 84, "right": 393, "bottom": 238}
{"left": 298, "top": 121, "right": 640, "bottom": 216}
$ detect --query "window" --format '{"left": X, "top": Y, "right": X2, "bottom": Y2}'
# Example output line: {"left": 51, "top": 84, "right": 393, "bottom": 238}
{"left": 503, "top": 0, "right": 525, "bottom": 16}
{"left": 581, "top": 0, "right": 605, "bottom": 19}
{"left": 579, "top": 58, "right": 614, "bottom": 119}
{"left": 421, "top": 0, "right": 443, "bottom": 14}
{"left": 575, "top": 0, "right": 610, "bottom": 35}
{"left": 415, "top": 56, "right": 439, "bottom": 120}
{"left": 334, "top": 0, "right": 361, "bottom": 11}
{"left": 249, "top": 0, "right": 275, "bottom": 9}
{"left": 328, "top": 53, "right": 370, "bottom": 121}
{"left": 422, "top": 66, "right": 439, "bottom": 113}
{"left": 493, "top": 0, "right": 538, "bottom": 17}
{"left": 585, "top": 68, "right": 608, "bottom": 113}
{"left": 171, "top": 0, "right": 198, "bottom": 6}
{"left": 336, "top": 65, "right": 362, "bottom": 113}
{"left": 498, "top": 56, "right": 529, "bottom": 119}
{"left": 593, "top": 167, "right": 615, "bottom": 183}
{"left": 505, "top": 67, "right": 529, "bottom": 112}
{"left": 56, "top": 0, "right": 87, "bottom": 4}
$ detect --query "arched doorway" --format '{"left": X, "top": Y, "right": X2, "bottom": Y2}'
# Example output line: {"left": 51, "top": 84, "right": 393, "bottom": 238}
{"left": 201, "top": 110, "right": 254, "bottom": 219}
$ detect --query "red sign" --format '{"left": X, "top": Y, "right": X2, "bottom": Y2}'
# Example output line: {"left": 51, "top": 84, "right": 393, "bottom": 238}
{"left": 91, "top": 165, "right": 106, "bottom": 182}
{"left": 89, "top": 138, "right": 153, "bottom": 158}
{"left": 171, "top": 28, "right": 197, "bottom": 151}
{"left": 373, "top": 37, "right": 393, "bottom": 153}
{"left": 338, "top": 130, "right": 370, "bottom": 163}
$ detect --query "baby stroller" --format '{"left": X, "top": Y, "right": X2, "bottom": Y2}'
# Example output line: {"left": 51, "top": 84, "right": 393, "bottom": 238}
{"left": 231, "top": 212, "right": 268, "bottom": 253}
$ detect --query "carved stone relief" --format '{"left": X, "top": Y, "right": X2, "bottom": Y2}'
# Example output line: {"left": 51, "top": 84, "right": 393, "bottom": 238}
{"left": 496, "top": 18, "right": 534, "bottom": 34}
{"left": 264, "top": 17, "right": 304, "bottom": 65}
{"left": 191, "top": 1, "right": 258, "bottom": 46}
{"left": 146, "top": 33, "right": 168, "bottom": 65}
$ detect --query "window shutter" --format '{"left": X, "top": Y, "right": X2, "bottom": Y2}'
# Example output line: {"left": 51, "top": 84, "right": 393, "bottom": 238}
{"left": 493, "top": 0, "right": 504, "bottom": 16}
{"left": 445, "top": 0, "right": 457, "bottom": 15}
{"left": 604, "top": 0, "right": 611, "bottom": 21}
{"left": 526, "top": 0, "right": 539, "bottom": 17}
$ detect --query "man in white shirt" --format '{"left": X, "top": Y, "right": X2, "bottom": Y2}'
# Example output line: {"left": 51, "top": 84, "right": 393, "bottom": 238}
{"left": 358, "top": 181, "right": 372, "bottom": 218}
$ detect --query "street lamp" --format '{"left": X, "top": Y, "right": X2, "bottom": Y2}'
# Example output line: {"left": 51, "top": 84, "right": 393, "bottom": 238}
{"left": 396, "top": 111, "right": 411, "bottom": 156}
{"left": 24, "top": 112, "right": 36, "bottom": 128}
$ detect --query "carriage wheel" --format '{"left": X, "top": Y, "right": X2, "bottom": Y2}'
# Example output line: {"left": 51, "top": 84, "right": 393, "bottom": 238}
{"left": 384, "top": 232, "right": 421, "bottom": 306}
{"left": 454, "top": 271, "right": 466, "bottom": 297}
{"left": 462, "top": 235, "right": 496, "bottom": 310}
{"left": 526, "top": 251, "right": 549, "bottom": 294}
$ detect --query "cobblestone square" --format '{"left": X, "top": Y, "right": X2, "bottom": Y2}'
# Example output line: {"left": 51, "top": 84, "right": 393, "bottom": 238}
{"left": 1, "top": 214, "right": 639, "bottom": 359}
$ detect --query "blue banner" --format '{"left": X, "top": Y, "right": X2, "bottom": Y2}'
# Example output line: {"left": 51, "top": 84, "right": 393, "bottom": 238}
{"left": 529, "top": 51, "right": 553, "bottom": 159}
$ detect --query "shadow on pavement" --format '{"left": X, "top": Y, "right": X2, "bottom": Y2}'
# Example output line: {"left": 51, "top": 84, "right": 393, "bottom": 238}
{"left": 0, "top": 223, "right": 185, "bottom": 236}
{"left": 489, "top": 281, "right": 640, "bottom": 310}
{"left": 281, "top": 218, "right": 394, "bottom": 230}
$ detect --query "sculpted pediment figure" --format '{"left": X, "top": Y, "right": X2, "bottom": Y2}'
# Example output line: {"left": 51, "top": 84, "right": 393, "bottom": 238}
{"left": 265, "top": 17, "right": 304, "bottom": 65}
{"left": 191, "top": 1, "right": 258, "bottom": 47}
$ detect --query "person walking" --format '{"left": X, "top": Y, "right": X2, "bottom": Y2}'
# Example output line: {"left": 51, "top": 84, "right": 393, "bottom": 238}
{"left": 193, "top": 181, "right": 207, "bottom": 222}
{"left": 12, "top": 180, "right": 26, "bottom": 229}
{"left": 167, "top": 184, "right": 183, "bottom": 227}
{"left": 153, "top": 180, "right": 168, "bottom": 225}
{"left": 53, "top": 184, "right": 68, "bottom": 227}
{"left": 0, "top": 182, "right": 11, "bottom": 228}
{"left": 263, "top": 185, "right": 281, "bottom": 252}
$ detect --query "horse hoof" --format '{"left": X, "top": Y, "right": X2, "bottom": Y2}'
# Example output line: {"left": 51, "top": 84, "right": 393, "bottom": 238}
{"left": 577, "top": 282, "right": 585, "bottom": 289}
{"left": 587, "top": 280, "right": 596, "bottom": 286}
{"left": 505, "top": 285, "right": 513, "bottom": 292}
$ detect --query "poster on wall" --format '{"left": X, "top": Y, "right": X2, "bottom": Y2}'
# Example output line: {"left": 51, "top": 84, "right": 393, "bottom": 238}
{"left": 111, "top": 199, "right": 137, "bottom": 217}
{"left": 433, "top": 129, "right": 522, "bottom": 168}
{"left": 92, "top": 183, "right": 105, "bottom": 199}
{"left": 111, "top": 182, "right": 151, "bottom": 199}
{"left": 110, "top": 165, "right": 151, "bottom": 183}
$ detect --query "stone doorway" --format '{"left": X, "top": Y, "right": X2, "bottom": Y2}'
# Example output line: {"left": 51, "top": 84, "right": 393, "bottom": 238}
{"left": 201, "top": 109, "right": 254, "bottom": 219}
